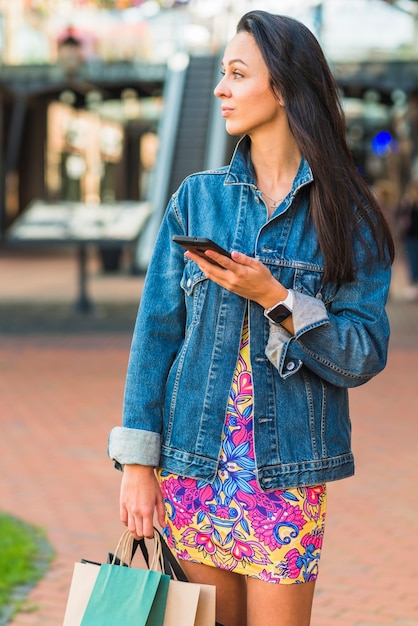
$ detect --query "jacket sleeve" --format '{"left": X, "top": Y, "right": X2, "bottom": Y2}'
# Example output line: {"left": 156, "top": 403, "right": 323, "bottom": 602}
{"left": 265, "top": 221, "right": 392, "bottom": 388}
{"left": 108, "top": 195, "right": 187, "bottom": 467}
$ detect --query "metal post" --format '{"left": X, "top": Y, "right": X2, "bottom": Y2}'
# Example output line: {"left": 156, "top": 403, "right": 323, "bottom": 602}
{"left": 5, "top": 92, "right": 27, "bottom": 173}
{"left": 74, "top": 243, "right": 94, "bottom": 313}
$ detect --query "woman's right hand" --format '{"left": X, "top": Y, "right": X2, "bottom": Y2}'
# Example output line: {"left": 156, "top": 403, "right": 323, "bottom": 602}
{"left": 120, "top": 464, "right": 165, "bottom": 539}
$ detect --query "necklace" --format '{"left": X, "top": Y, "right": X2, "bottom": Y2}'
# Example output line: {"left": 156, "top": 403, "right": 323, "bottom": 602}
{"left": 259, "top": 189, "right": 285, "bottom": 210}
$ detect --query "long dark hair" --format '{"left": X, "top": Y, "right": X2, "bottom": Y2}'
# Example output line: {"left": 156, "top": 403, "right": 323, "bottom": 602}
{"left": 237, "top": 10, "right": 395, "bottom": 284}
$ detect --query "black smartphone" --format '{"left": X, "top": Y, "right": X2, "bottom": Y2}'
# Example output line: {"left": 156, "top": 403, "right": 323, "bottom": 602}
{"left": 172, "top": 236, "right": 231, "bottom": 267}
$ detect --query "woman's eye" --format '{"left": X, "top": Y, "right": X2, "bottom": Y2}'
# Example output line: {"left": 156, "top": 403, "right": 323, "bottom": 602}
{"left": 220, "top": 69, "right": 243, "bottom": 79}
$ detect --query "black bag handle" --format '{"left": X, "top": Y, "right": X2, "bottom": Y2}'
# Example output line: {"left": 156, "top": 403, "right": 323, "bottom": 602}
{"left": 136, "top": 528, "right": 188, "bottom": 582}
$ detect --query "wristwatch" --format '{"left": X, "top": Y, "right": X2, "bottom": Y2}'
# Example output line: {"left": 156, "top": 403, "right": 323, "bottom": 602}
{"left": 264, "top": 290, "right": 294, "bottom": 325}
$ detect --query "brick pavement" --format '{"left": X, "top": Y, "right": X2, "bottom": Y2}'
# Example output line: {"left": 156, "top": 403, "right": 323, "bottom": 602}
{"left": 1, "top": 248, "right": 418, "bottom": 626}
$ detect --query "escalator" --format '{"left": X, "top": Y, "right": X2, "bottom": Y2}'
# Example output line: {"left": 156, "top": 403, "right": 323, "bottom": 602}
{"left": 135, "top": 52, "right": 235, "bottom": 270}
{"left": 166, "top": 54, "right": 225, "bottom": 197}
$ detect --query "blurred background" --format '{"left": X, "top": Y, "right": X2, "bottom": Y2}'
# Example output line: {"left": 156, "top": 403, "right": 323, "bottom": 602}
{"left": 1, "top": 4, "right": 418, "bottom": 626}
{"left": 0, "top": 0, "right": 418, "bottom": 284}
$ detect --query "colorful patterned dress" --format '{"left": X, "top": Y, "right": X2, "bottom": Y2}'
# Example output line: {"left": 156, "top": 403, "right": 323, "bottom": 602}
{"left": 158, "top": 314, "right": 327, "bottom": 584}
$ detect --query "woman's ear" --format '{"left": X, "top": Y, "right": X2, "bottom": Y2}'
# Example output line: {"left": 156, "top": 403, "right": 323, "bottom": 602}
{"left": 273, "top": 88, "right": 285, "bottom": 107}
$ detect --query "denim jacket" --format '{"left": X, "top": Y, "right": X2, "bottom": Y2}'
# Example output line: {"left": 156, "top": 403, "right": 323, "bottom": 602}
{"left": 108, "top": 137, "right": 391, "bottom": 491}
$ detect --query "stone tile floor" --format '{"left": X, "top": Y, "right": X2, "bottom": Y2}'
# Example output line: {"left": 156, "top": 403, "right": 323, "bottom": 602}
{"left": 1, "top": 247, "right": 417, "bottom": 626}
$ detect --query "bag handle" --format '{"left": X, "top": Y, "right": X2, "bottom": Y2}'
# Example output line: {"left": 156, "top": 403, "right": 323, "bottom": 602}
{"left": 109, "top": 528, "right": 225, "bottom": 626}
{"left": 135, "top": 528, "right": 188, "bottom": 582}
{"left": 110, "top": 529, "right": 135, "bottom": 566}
{"left": 149, "top": 530, "right": 225, "bottom": 626}
{"left": 107, "top": 527, "right": 187, "bottom": 582}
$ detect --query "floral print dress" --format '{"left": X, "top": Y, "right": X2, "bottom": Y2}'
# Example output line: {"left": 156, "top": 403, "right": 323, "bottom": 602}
{"left": 158, "top": 314, "right": 327, "bottom": 584}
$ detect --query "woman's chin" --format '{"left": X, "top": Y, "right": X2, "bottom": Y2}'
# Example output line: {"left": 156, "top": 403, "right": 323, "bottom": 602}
{"left": 225, "top": 122, "right": 244, "bottom": 137}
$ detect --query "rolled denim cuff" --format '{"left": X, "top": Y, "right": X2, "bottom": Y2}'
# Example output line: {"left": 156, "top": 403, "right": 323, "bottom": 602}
{"left": 265, "top": 290, "right": 329, "bottom": 375}
{"left": 265, "top": 324, "right": 293, "bottom": 375}
{"left": 108, "top": 426, "right": 161, "bottom": 467}
{"left": 292, "top": 290, "right": 329, "bottom": 335}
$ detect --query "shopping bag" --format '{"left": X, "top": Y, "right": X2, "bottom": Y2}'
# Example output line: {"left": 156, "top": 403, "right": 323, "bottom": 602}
{"left": 164, "top": 579, "right": 216, "bottom": 626}
{"left": 80, "top": 563, "right": 170, "bottom": 626}
{"left": 63, "top": 562, "right": 101, "bottom": 626}
{"left": 63, "top": 531, "right": 169, "bottom": 626}
{"left": 139, "top": 528, "right": 217, "bottom": 626}
{"left": 63, "top": 529, "right": 219, "bottom": 626}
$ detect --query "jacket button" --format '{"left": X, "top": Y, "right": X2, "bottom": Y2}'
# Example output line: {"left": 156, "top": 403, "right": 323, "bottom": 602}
{"left": 187, "top": 278, "right": 192, "bottom": 288}
{"left": 286, "top": 361, "right": 296, "bottom": 371}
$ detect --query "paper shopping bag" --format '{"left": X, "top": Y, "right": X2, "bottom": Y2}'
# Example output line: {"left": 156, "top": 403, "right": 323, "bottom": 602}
{"left": 194, "top": 582, "right": 217, "bottom": 626}
{"left": 80, "top": 564, "right": 170, "bottom": 626}
{"left": 63, "top": 562, "right": 100, "bottom": 626}
{"left": 163, "top": 579, "right": 216, "bottom": 626}
{"left": 63, "top": 528, "right": 218, "bottom": 626}
{"left": 139, "top": 528, "right": 217, "bottom": 626}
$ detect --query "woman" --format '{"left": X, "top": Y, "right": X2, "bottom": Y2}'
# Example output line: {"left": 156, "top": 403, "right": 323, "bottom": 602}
{"left": 109, "top": 11, "right": 394, "bottom": 626}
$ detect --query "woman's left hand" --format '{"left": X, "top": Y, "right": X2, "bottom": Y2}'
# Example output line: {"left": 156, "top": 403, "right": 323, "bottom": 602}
{"left": 185, "top": 249, "right": 287, "bottom": 310}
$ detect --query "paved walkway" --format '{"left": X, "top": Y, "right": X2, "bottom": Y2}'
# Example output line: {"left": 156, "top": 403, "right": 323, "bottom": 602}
{"left": 1, "top": 247, "right": 418, "bottom": 626}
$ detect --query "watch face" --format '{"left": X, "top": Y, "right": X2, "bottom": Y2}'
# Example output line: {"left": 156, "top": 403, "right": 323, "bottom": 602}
{"left": 267, "top": 303, "right": 292, "bottom": 324}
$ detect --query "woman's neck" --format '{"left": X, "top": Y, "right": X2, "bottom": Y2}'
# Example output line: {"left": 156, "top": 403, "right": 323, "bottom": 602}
{"left": 250, "top": 134, "right": 302, "bottom": 214}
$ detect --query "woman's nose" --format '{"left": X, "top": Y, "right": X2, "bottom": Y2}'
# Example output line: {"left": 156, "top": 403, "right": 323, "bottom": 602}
{"left": 214, "top": 75, "right": 229, "bottom": 99}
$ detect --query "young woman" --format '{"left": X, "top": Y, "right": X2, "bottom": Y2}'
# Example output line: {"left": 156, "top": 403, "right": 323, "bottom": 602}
{"left": 109, "top": 11, "right": 394, "bottom": 626}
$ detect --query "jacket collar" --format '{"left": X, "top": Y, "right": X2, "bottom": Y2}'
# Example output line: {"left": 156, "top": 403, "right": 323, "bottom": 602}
{"left": 225, "top": 135, "right": 314, "bottom": 194}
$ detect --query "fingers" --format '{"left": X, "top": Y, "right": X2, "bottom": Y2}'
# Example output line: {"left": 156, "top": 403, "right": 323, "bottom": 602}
{"left": 119, "top": 466, "right": 165, "bottom": 539}
{"left": 205, "top": 248, "right": 258, "bottom": 269}
{"left": 122, "top": 503, "right": 158, "bottom": 539}
{"left": 230, "top": 250, "right": 257, "bottom": 266}
{"left": 187, "top": 249, "right": 270, "bottom": 295}
{"left": 120, "top": 502, "right": 128, "bottom": 526}
{"left": 156, "top": 493, "right": 166, "bottom": 530}
{"left": 185, "top": 248, "right": 258, "bottom": 275}
{"left": 185, "top": 250, "right": 230, "bottom": 271}
{"left": 140, "top": 507, "right": 156, "bottom": 539}
{"left": 121, "top": 503, "right": 143, "bottom": 539}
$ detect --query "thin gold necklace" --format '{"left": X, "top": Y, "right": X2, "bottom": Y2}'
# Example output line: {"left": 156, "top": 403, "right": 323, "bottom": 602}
{"left": 259, "top": 189, "right": 285, "bottom": 210}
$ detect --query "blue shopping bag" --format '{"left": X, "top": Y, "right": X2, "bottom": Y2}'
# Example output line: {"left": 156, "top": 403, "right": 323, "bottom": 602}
{"left": 80, "top": 562, "right": 170, "bottom": 626}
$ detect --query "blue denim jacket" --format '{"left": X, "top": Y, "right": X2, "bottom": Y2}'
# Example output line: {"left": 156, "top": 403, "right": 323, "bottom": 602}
{"left": 108, "top": 137, "right": 391, "bottom": 491}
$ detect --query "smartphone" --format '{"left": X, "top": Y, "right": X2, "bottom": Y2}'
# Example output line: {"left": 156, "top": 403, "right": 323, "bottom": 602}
{"left": 172, "top": 236, "right": 231, "bottom": 267}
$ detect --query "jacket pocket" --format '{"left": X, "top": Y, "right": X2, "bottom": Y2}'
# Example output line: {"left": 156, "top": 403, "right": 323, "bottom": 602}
{"left": 293, "top": 266, "right": 336, "bottom": 305}
{"left": 180, "top": 260, "right": 208, "bottom": 324}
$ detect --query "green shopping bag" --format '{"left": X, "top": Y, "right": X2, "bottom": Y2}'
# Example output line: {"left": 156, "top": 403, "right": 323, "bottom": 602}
{"left": 80, "top": 562, "right": 170, "bottom": 626}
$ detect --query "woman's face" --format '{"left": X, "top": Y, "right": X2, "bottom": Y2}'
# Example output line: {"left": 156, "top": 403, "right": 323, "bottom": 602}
{"left": 214, "top": 31, "right": 284, "bottom": 138}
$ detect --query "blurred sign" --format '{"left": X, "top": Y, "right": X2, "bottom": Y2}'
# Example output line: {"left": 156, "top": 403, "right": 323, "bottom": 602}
{"left": 7, "top": 200, "right": 151, "bottom": 244}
